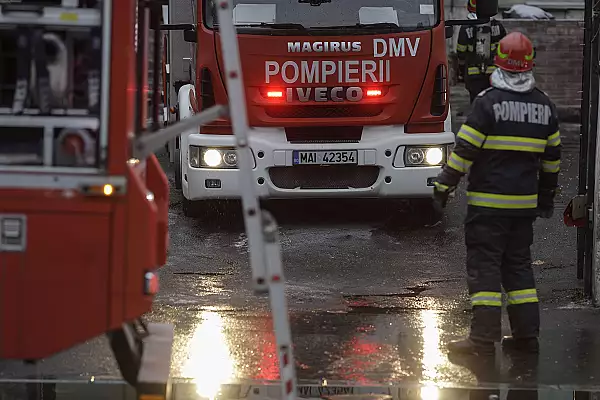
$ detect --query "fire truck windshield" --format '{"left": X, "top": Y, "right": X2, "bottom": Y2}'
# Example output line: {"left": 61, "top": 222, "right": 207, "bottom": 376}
{"left": 204, "top": 0, "right": 439, "bottom": 32}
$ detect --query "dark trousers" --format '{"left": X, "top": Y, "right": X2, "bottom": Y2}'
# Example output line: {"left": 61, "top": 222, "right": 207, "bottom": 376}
{"left": 466, "top": 75, "right": 492, "bottom": 103}
{"left": 465, "top": 212, "right": 540, "bottom": 342}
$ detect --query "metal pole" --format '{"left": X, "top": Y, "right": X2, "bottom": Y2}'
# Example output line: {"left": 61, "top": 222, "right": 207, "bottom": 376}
{"left": 584, "top": 0, "right": 600, "bottom": 296}
{"left": 578, "top": 0, "right": 594, "bottom": 281}
{"left": 133, "top": 104, "right": 227, "bottom": 159}
{"left": 592, "top": 85, "right": 600, "bottom": 304}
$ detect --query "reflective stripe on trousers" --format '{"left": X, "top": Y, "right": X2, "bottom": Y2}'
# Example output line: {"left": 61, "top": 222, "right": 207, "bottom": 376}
{"left": 466, "top": 214, "right": 540, "bottom": 341}
{"left": 507, "top": 288, "right": 539, "bottom": 305}
{"left": 471, "top": 291, "right": 502, "bottom": 307}
{"left": 467, "top": 192, "right": 538, "bottom": 209}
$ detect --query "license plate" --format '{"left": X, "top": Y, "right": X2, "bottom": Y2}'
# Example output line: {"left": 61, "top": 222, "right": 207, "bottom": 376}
{"left": 293, "top": 150, "right": 358, "bottom": 165}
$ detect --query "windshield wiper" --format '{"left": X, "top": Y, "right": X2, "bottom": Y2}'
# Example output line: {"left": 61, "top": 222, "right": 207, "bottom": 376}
{"left": 312, "top": 22, "right": 405, "bottom": 31}
{"left": 234, "top": 22, "right": 307, "bottom": 30}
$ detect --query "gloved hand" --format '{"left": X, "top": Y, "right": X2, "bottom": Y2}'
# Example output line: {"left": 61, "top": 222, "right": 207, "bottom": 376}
{"left": 433, "top": 185, "right": 451, "bottom": 216}
{"left": 536, "top": 189, "right": 555, "bottom": 219}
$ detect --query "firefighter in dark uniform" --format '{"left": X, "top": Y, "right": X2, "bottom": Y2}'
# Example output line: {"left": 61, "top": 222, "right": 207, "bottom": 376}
{"left": 457, "top": 0, "right": 507, "bottom": 103}
{"left": 433, "top": 32, "right": 561, "bottom": 356}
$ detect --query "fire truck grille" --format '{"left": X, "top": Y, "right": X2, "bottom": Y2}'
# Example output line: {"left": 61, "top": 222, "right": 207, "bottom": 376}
{"left": 269, "top": 166, "right": 380, "bottom": 190}
{"left": 264, "top": 105, "right": 383, "bottom": 119}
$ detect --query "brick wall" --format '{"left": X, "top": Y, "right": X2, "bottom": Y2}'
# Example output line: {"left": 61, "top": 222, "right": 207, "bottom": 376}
{"left": 448, "top": 20, "right": 584, "bottom": 113}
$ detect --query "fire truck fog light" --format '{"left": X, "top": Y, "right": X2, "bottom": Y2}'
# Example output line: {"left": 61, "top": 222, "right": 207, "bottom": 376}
{"left": 103, "top": 184, "right": 114, "bottom": 196}
{"left": 203, "top": 149, "right": 222, "bottom": 167}
{"left": 205, "top": 179, "right": 221, "bottom": 189}
{"left": 425, "top": 147, "right": 443, "bottom": 165}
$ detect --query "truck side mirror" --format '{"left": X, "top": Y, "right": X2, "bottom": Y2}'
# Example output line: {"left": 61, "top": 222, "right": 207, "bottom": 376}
{"left": 445, "top": 25, "right": 454, "bottom": 39}
{"left": 183, "top": 29, "right": 197, "bottom": 43}
{"left": 476, "top": 0, "right": 499, "bottom": 19}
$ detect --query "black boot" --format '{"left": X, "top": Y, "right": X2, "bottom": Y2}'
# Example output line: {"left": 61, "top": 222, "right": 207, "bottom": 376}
{"left": 501, "top": 336, "right": 539, "bottom": 354}
{"left": 447, "top": 338, "right": 495, "bottom": 356}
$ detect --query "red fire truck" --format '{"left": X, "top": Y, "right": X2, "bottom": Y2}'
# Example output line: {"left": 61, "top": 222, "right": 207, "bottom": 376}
{"left": 165, "top": 0, "right": 499, "bottom": 218}
{"left": 0, "top": 0, "right": 173, "bottom": 397}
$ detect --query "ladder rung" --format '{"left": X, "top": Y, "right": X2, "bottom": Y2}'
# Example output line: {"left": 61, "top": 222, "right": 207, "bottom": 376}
{"left": 0, "top": 7, "right": 101, "bottom": 28}
{"left": 0, "top": 115, "right": 99, "bottom": 129}
{"left": 0, "top": 108, "right": 92, "bottom": 117}
{"left": 0, "top": 165, "right": 99, "bottom": 174}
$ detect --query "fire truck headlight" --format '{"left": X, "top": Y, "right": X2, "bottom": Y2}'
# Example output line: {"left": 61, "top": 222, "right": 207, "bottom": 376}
{"left": 203, "top": 149, "right": 222, "bottom": 167}
{"left": 405, "top": 146, "right": 446, "bottom": 166}
{"left": 190, "top": 146, "right": 240, "bottom": 169}
{"left": 425, "top": 147, "right": 443, "bottom": 165}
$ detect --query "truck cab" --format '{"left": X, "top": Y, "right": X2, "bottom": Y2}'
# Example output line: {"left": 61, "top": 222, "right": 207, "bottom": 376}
{"left": 170, "top": 0, "right": 497, "bottom": 217}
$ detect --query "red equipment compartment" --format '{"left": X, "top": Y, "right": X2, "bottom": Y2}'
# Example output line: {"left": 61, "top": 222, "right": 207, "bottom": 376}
{"left": 123, "top": 165, "right": 159, "bottom": 322}
{"left": 0, "top": 195, "right": 112, "bottom": 359}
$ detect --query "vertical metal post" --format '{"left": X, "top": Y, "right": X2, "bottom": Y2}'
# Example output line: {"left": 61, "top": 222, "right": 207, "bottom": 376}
{"left": 592, "top": 86, "right": 600, "bottom": 303}
{"left": 584, "top": 0, "right": 600, "bottom": 296}
{"left": 578, "top": 0, "right": 593, "bottom": 281}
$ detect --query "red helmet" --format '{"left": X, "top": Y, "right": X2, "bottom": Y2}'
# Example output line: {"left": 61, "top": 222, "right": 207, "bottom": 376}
{"left": 467, "top": 0, "right": 476, "bottom": 13}
{"left": 494, "top": 32, "right": 535, "bottom": 73}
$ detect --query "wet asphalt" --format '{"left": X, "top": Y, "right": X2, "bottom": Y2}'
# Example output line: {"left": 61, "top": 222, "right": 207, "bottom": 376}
{"left": 1, "top": 86, "right": 600, "bottom": 398}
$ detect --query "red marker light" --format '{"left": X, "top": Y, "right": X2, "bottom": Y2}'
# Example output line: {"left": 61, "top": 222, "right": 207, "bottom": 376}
{"left": 366, "top": 89, "right": 382, "bottom": 97}
{"left": 267, "top": 91, "right": 284, "bottom": 98}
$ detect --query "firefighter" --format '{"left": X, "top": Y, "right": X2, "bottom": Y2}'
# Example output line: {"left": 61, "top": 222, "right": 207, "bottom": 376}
{"left": 433, "top": 32, "right": 561, "bottom": 356}
{"left": 456, "top": 0, "right": 507, "bottom": 103}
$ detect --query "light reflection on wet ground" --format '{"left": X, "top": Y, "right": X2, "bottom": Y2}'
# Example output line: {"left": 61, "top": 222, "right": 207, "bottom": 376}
{"left": 148, "top": 299, "right": 600, "bottom": 391}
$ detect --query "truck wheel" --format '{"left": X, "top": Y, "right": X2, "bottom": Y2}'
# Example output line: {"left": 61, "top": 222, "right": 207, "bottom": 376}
{"left": 107, "top": 323, "right": 142, "bottom": 387}
{"left": 174, "top": 148, "right": 182, "bottom": 190}
{"left": 410, "top": 198, "right": 443, "bottom": 225}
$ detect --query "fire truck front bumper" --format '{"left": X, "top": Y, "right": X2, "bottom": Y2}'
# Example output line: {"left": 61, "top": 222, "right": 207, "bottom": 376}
{"left": 182, "top": 127, "right": 455, "bottom": 200}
